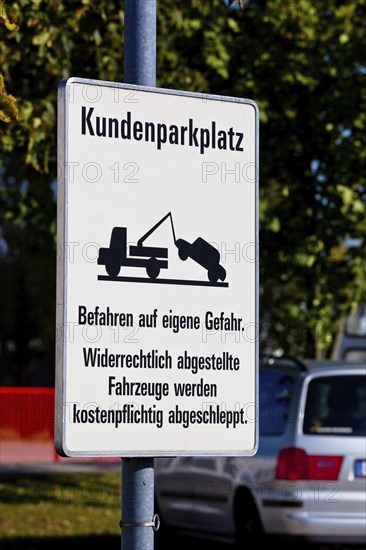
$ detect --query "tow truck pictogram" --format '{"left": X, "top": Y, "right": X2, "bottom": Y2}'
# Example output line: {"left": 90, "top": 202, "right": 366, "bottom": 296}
{"left": 97, "top": 212, "right": 227, "bottom": 284}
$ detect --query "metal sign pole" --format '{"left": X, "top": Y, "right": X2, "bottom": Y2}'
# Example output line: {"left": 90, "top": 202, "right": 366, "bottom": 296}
{"left": 121, "top": 457, "right": 156, "bottom": 549}
{"left": 122, "top": 2, "right": 156, "bottom": 549}
{"left": 124, "top": 0, "right": 156, "bottom": 87}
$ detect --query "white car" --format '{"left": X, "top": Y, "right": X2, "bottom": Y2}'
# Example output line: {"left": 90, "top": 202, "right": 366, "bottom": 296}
{"left": 154, "top": 357, "right": 366, "bottom": 546}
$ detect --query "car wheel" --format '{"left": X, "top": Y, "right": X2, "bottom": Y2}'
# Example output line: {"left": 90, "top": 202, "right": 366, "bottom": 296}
{"left": 234, "top": 489, "right": 265, "bottom": 548}
{"left": 208, "top": 269, "right": 219, "bottom": 283}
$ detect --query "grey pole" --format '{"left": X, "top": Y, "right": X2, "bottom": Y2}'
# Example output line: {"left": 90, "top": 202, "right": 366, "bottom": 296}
{"left": 121, "top": 458, "right": 156, "bottom": 549}
{"left": 124, "top": 0, "right": 156, "bottom": 87}
{"left": 122, "top": 2, "right": 156, "bottom": 549}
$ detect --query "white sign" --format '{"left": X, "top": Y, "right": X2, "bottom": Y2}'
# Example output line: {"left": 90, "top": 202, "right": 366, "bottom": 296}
{"left": 55, "top": 77, "right": 259, "bottom": 457}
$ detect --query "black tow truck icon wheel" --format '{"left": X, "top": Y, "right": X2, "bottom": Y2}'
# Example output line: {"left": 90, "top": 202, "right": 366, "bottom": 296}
{"left": 98, "top": 212, "right": 226, "bottom": 283}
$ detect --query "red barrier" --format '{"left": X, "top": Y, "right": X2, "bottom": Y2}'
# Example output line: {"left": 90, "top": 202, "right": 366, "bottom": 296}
{"left": 0, "top": 387, "right": 56, "bottom": 463}
{"left": 0, "top": 388, "right": 119, "bottom": 464}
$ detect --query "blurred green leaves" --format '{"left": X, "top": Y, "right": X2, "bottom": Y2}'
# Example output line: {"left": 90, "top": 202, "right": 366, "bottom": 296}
{"left": 0, "top": 0, "right": 365, "bottom": 377}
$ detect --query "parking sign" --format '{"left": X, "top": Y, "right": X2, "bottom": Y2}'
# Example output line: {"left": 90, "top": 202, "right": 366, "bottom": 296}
{"left": 55, "top": 77, "right": 259, "bottom": 457}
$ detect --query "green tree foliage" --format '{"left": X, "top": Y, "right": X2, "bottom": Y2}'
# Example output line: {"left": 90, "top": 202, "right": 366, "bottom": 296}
{"left": 245, "top": 1, "right": 366, "bottom": 358}
{"left": 0, "top": 4, "right": 19, "bottom": 124}
{"left": 0, "top": 0, "right": 365, "bottom": 384}
{"left": 0, "top": 74, "right": 18, "bottom": 124}
{"left": 157, "top": 0, "right": 366, "bottom": 358}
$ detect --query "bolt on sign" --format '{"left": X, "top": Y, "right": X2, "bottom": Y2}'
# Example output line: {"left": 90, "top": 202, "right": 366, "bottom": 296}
{"left": 55, "top": 77, "right": 259, "bottom": 457}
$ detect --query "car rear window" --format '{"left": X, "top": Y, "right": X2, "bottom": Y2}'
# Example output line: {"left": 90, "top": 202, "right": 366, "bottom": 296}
{"left": 259, "top": 370, "right": 295, "bottom": 436}
{"left": 303, "top": 375, "right": 366, "bottom": 436}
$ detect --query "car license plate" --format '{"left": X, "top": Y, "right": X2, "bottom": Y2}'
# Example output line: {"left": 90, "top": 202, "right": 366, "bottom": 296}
{"left": 354, "top": 459, "right": 366, "bottom": 478}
